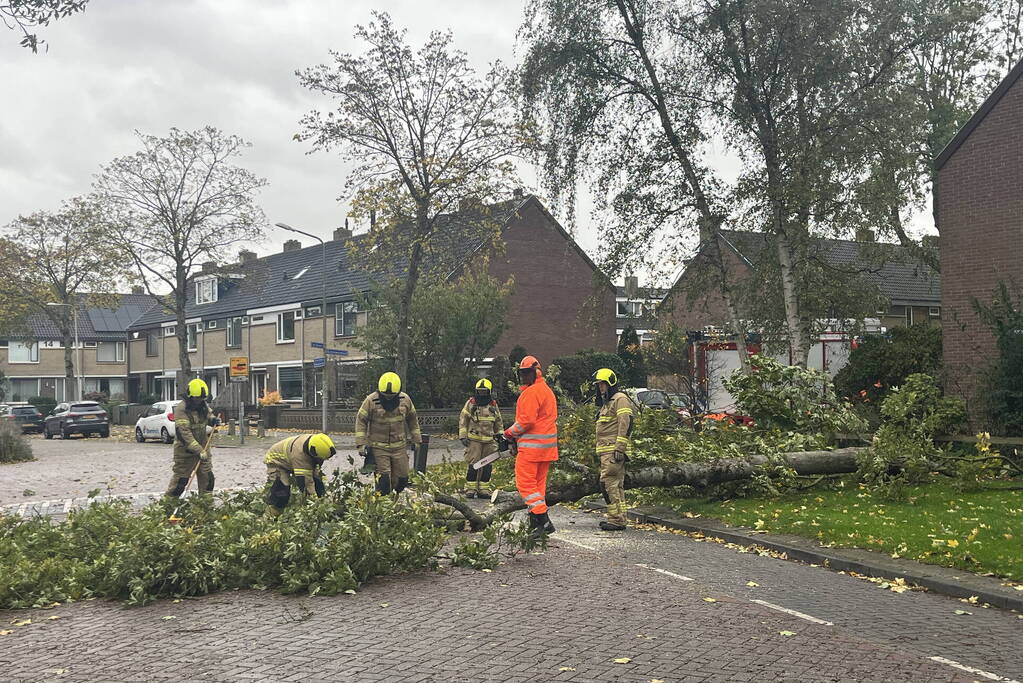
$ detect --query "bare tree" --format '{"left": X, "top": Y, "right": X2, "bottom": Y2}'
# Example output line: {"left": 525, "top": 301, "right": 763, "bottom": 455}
{"left": 297, "top": 12, "right": 524, "bottom": 380}
{"left": 93, "top": 127, "right": 267, "bottom": 385}
{"left": 2, "top": 197, "right": 126, "bottom": 397}
{"left": 2, "top": 0, "right": 88, "bottom": 52}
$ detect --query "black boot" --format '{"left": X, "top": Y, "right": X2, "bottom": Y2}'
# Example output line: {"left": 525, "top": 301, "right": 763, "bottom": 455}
{"left": 529, "top": 511, "right": 555, "bottom": 537}
{"left": 599, "top": 520, "right": 627, "bottom": 532}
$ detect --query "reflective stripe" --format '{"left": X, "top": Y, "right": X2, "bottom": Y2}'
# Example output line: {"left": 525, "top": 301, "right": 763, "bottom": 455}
{"left": 468, "top": 434, "right": 494, "bottom": 442}
{"left": 369, "top": 441, "right": 408, "bottom": 449}
{"left": 358, "top": 409, "right": 369, "bottom": 417}
{"left": 508, "top": 422, "right": 526, "bottom": 436}
{"left": 379, "top": 415, "right": 404, "bottom": 423}
{"left": 596, "top": 416, "right": 615, "bottom": 423}
{"left": 518, "top": 442, "right": 556, "bottom": 449}
{"left": 354, "top": 431, "right": 366, "bottom": 437}
{"left": 526, "top": 498, "right": 545, "bottom": 510}
{"left": 523, "top": 492, "right": 541, "bottom": 502}
{"left": 519, "top": 433, "right": 557, "bottom": 440}
{"left": 294, "top": 468, "right": 313, "bottom": 476}
{"left": 596, "top": 445, "right": 617, "bottom": 453}
{"left": 616, "top": 436, "right": 629, "bottom": 443}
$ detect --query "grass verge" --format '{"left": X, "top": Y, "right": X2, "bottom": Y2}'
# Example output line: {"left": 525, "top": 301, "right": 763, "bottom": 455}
{"left": 643, "top": 478, "right": 1023, "bottom": 581}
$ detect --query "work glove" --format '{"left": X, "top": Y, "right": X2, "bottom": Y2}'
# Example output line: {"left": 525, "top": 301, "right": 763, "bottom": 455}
{"left": 313, "top": 477, "right": 326, "bottom": 497}
{"left": 408, "top": 441, "right": 418, "bottom": 452}
{"left": 358, "top": 446, "right": 368, "bottom": 458}
{"left": 209, "top": 417, "right": 222, "bottom": 427}
{"left": 612, "top": 450, "right": 626, "bottom": 464}
{"left": 199, "top": 449, "right": 212, "bottom": 462}
{"left": 461, "top": 437, "right": 470, "bottom": 448}
{"left": 495, "top": 435, "right": 510, "bottom": 453}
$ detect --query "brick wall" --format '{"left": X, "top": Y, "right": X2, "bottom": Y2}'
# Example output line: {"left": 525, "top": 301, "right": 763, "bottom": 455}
{"left": 660, "top": 246, "right": 754, "bottom": 332}
{"left": 487, "top": 198, "right": 616, "bottom": 364}
{"left": 935, "top": 68, "right": 1023, "bottom": 422}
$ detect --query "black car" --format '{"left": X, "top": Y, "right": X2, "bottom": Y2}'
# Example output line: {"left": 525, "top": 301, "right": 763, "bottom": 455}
{"left": 43, "top": 401, "right": 110, "bottom": 439}
{"left": 7, "top": 405, "right": 44, "bottom": 433}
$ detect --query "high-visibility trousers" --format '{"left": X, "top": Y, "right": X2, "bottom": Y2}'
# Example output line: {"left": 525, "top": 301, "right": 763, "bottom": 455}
{"left": 516, "top": 459, "right": 551, "bottom": 515}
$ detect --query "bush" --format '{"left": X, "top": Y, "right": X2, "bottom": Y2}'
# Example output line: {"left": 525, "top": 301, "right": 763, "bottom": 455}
{"left": 84, "top": 391, "right": 108, "bottom": 403}
{"left": 724, "top": 355, "right": 866, "bottom": 435}
{"left": 0, "top": 420, "right": 34, "bottom": 464}
{"left": 974, "top": 281, "right": 1023, "bottom": 435}
{"left": 0, "top": 472, "right": 445, "bottom": 608}
{"left": 28, "top": 395, "right": 57, "bottom": 416}
{"left": 617, "top": 326, "right": 647, "bottom": 388}
{"left": 552, "top": 349, "right": 628, "bottom": 401}
{"left": 834, "top": 324, "right": 943, "bottom": 412}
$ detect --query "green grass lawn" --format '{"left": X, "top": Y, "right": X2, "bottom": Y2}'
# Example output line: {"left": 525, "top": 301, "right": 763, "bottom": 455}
{"left": 665, "top": 479, "right": 1023, "bottom": 581}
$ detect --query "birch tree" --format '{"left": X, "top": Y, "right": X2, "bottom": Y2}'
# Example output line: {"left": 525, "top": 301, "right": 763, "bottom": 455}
{"left": 2, "top": 0, "right": 88, "bottom": 51}
{"left": 297, "top": 12, "right": 524, "bottom": 380}
{"left": 93, "top": 127, "right": 267, "bottom": 384}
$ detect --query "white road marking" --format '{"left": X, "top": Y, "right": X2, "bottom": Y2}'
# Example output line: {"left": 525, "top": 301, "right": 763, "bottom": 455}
{"left": 557, "top": 537, "right": 598, "bottom": 552}
{"left": 750, "top": 599, "right": 833, "bottom": 625}
{"left": 928, "top": 656, "right": 1019, "bottom": 682}
{"left": 636, "top": 563, "right": 694, "bottom": 581}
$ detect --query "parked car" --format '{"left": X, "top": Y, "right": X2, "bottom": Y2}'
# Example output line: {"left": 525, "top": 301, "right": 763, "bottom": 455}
{"left": 134, "top": 401, "right": 177, "bottom": 444}
{"left": 43, "top": 401, "right": 109, "bottom": 439}
{"left": 7, "top": 405, "right": 44, "bottom": 433}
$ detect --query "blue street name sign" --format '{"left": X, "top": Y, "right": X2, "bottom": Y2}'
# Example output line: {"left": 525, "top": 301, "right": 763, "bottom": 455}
{"left": 313, "top": 357, "right": 325, "bottom": 368}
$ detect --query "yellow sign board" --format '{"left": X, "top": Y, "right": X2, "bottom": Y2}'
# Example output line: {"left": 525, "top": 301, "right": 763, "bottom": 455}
{"left": 229, "top": 356, "right": 249, "bottom": 378}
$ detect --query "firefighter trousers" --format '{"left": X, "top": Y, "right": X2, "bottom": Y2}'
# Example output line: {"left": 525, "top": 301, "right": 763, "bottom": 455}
{"left": 515, "top": 459, "right": 551, "bottom": 515}
{"left": 165, "top": 452, "right": 213, "bottom": 498}
{"left": 374, "top": 447, "right": 410, "bottom": 493}
{"left": 599, "top": 451, "right": 626, "bottom": 525}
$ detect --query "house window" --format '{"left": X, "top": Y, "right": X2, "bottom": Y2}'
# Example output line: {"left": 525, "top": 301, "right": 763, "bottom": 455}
{"left": 207, "top": 320, "right": 217, "bottom": 330}
{"left": 278, "top": 366, "right": 303, "bottom": 401}
{"left": 227, "top": 317, "right": 243, "bottom": 348}
{"left": 905, "top": 307, "right": 914, "bottom": 326}
{"left": 164, "top": 326, "right": 176, "bottom": 337}
{"left": 929, "top": 307, "right": 941, "bottom": 318}
{"left": 146, "top": 333, "right": 159, "bottom": 357}
{"left": 187, "top": 324, "right": 200, "bottom": 352}
{"left": 335, "top": 302, "right": 359, "bottom": 337}
{"left": 305, "top": 305, "right": 321, "bottom": 318}
{"left": 10, "top": 378, "right": 39, "bottom": 401}
{"left": 83, "top": 341, "right": 97, "bottom": 348}
{"left": 8, "top": 341, "right": 39, "bottom": 363}
{"left": 616, "top": 301, "right": 641, "bottom": 317}
{"left": 195, "top": 277, "right": 218, "bottom": 305}
{"left": 97, "top": 341, "right": 125, "bottom": 362}
{"left": 277, "top": 311, "right": 296, "bottom": 343}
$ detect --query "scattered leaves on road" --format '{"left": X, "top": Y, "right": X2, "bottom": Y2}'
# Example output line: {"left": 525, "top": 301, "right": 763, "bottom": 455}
{"left": 558, "top": 666, "right": 576, "bottom": 671}
{"left": 746, "top": 581, "right": 759, "bottom": 587}
{"left": 953, "top": 609, "right": 972, "bottom": 615}
{"left": 613, "top": 657, "right": 632, "bottom": 664}
{"left": 47, "top": 615, "right": 61, "bottom": 621}
{"left": 0, "top": 630, "right": 12, "bottom": 635}
{"left": 11, "top": 619, "right": 30, "bottom": 627}
{"left": 702, "top": 597, "right": 717, "bottom": 603}
{"left": 779, "top": 630, "right": 797, "bottom": 637}
{"left": 161, "top": 616, "right": 177, "bottom": 621}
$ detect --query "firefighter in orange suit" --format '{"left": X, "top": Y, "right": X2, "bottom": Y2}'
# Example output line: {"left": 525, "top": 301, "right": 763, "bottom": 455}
{"left": 504, "top": 355, "right": 558, "bottom": 536}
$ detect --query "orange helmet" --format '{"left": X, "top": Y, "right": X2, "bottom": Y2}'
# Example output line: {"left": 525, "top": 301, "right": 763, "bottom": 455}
{"left": 518, "top": 355, "right": 540, "bottom": 371}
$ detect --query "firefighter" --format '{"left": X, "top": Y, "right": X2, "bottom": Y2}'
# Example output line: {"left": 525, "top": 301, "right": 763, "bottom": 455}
{"left": 593, "top": 368, "right": 634, "bottom": 531}
{"left": 264, "top": 432, "right": 337, "bottom": 515}
{"left": 504, "top": 355, "right": 558, "bottom": 537}
{"left": 355, "top": 372, "right": 422, "bottom": 495}
{"left": 459, "top": 378, "right": 504, "bottom": 498}
{"left": 164, "top": 378, "right": 220, "bottom": 499}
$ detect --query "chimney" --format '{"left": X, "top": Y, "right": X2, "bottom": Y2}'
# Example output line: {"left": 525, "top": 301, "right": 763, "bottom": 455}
{"left": 239, "top": 249, "right": 257, "bottom": 265}
{"left": 283, "top": 239, "right": 301, "bottom": 252}
{"left": 201, "top": 261, "right": 217, "bottom": 274}
{"left": 513, "top": 187, "right": 524, "bottom": 199}
{"left": 131, "top": 285, "right": 145, "bottom": 295}
{"left": 333, "top": 222, "right": 352, "bottom": 242}
{"left": 369, "top": 209, "right": 376, "bottom": 229}
{"left": 855, "top": 228, "right": 875, "bottom": 242}
{"left": 624, "top": 275, "right": 640, "bottom": 299}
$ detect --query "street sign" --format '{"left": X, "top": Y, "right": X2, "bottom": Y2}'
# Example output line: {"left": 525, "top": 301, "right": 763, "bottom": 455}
{"left": 310, "top": 341, "right": 324, "bottom": 349}
{"left": 325, "top": 348, "right": 349, "bottom": 356}
{"left": 229, "top": 356, "right": 249, "bottom": 378}
{"left": 230, "top": 376, "right": 247, "bottom": 383}
{"left": 313, "top": 357, "right": 325, "bottom": 368}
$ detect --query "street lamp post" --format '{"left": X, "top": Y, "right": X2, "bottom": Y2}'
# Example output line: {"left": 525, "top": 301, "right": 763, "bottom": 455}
{"left": 275, "top": 222, "right": 328, "bottom": 435}
{"left": 46, "top": 302, "right": 81, "bottom": 400}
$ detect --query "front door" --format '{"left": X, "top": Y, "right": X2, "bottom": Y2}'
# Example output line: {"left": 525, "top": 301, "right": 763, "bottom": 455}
{"left": 250, "top": 371, "right": 266, "bottom": 404}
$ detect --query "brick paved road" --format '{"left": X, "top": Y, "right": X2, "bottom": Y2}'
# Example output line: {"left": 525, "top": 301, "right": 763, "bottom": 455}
{"left": 4, "top": 505, "right": 1018, "bottom": 681}
{"left": 0, "top": 434, "right": 464, "bottom": 509}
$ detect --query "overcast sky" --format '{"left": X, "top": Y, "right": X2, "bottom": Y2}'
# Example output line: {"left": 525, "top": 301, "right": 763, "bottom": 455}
{"left": 2, "top": 0, "right": 934, "bottom": 289}
{"left": 1, "top": 1, "right": 556, "bottom": 261}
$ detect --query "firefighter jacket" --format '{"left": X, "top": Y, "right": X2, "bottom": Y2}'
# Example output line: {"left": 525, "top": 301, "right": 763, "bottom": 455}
{"left": 504, "top": 376, "right": 559, "bottom": 462}
{"left": 173, "top": 399, "right": 214, "bottom": 458}
{"left": 264, "top": 435, "right": 323, "bottom": 495}
{"left": 595, "top": 390, "right": 634, "bottom": 457}
{"left": 459, "top": 398, "right": 504, "bottom": 461}
{"left": 355, "top": 391, "right": 422, "bottom": 452}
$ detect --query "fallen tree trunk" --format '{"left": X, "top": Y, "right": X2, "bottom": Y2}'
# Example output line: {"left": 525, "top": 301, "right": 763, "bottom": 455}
{"left": 434, "top": 448, "right": 866, "bottom": 531}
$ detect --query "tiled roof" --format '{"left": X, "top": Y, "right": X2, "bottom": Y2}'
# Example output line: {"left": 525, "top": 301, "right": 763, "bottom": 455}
{"left": 718, "top": 230, "right": 941, "bottom": 305}
{"left": 13, "top": 293, "right": 158, "bottom": 341}
{"left": 129, "top": 196, "right": 532, "bottom": 329}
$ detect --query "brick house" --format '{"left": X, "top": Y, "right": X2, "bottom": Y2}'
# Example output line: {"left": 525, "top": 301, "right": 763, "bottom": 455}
{"left": 657, "top": 230, "right": 940, "bottom": 409}
{"left": 125, "top": 194, "right": 614, "bottom": 408}
{"left": 0, "top": 293, "right": 156, "bottom": 403}
{"left": 934, "top": 59, "right": 1023, "bottom": 415}
{"left": 615, "top": 276, "right": 668, "bottom": 345}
